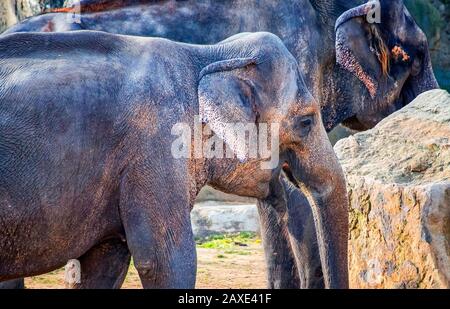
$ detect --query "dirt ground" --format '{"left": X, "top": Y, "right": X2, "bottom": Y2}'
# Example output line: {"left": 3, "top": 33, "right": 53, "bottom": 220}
{"left": 24, "top": 235, "right": 267, "bottom": 289}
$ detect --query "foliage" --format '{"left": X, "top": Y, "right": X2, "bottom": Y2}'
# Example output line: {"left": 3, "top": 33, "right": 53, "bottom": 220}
{"left": 405, "top": 0, "right": 450, "bottom": 91}
{"left": 39, "top": 0, "right": 65, "bottom": 9}
{"left": 405, "top": 0, "right": 443, "bottom": 38}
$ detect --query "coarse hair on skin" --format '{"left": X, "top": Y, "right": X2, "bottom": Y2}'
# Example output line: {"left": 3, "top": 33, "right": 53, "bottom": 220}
{"left": 369, "top": 24, "right": 390, "bottom": 77}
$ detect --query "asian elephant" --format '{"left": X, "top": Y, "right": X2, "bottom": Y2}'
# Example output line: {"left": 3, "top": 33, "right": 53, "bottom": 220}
{"left": 0, "top": 31, "right": 348, "bottom": 288}
{"left": 1, "top": 0, "right": 439, "bottom": 289}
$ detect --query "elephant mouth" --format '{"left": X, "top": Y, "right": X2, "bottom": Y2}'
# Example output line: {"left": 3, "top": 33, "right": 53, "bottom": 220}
{"left": 282, "top": 162, "right": 301, "bottom": 189}
{"left": 341, "top": 80, "right": 415, "bottom": 132}
{"left": 281, "top": 148, "right": 313, "bottom": 191}
{"left": 341, "top": 116, "right": 368, "bottom": 131}
{"left": 398, "top": 77, "right": 419, "bottom": 107}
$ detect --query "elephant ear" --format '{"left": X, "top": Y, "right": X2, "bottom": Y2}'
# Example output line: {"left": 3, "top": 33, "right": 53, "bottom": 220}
{"left": 335, "top": 1, "right": 386, "bottom": 98}
{"left": 334, "top": 0, "right": 404, "bottom": 98}
{"left": 335, "top": 0, "right": 439, "bottom": 101}
{"left": 198, "top": 58, "right": 258, "bottom": 161}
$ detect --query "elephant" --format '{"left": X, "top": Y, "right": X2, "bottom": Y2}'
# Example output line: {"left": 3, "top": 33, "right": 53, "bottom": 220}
{"left": 1, "top": 0, "right": 439, "bottom": 289}
{"left": 0, "top": 31, "right": 349, "bottom": 288}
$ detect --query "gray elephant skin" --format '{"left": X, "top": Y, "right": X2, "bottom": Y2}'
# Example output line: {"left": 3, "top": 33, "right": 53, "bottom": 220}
{"left": 1, "top": 0, "right": 439, "bottom": 289}
{"left": 0, "top": 31, "right": 349, "bottom": 288}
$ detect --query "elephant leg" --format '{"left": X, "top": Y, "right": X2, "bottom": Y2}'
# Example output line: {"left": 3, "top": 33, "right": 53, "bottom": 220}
{"left": 0, "top": 239, "right": 130, "bottom": 290}
{"left": 281, "top": 177, "right": 324, "bottom": 289}
{"left": 72, "top": 237, "right": 131, "bottom": 289}
{"left": 258, "top": 174, "right": 324, "bottom": 289}
{"left": 120, "top": 205, "right": 196, "bottom": 288}
{"left": 0, "top": 279, "right": 25, "bottom": 289}
{"left": 257, "top": 198, "right": 300, "bottom": 289}
{"left": 119, "top": 164, "right": 196, "bottom": 289}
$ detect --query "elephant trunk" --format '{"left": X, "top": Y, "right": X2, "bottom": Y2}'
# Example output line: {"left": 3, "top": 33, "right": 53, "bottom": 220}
{"left": 300, "top": 175, "right": 348, "bottom": 289}
{"left": 287, "top": 132, "right": 349, "bottom": 289}
{"left": 401, "top": 48, "right": 439, "bottom": 106}
{"left": 411, "top": 50, "right": 439, "bottom": 95}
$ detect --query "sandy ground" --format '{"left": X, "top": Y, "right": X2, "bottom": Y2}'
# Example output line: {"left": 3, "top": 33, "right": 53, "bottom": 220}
{"left": 24, "top": 243, "right": 267, "bottom": 289}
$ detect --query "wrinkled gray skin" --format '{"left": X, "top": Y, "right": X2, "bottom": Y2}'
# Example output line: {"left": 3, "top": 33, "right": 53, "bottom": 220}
{"left": 0, "top": 31, "right": 348, "bottom": 289}
{"left": 1, "top": 0, "right": 439, "bottom": 289}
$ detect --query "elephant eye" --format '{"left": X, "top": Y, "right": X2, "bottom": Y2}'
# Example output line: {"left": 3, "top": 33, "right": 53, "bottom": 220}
{"left": 295, "top": 115, "right": 314, "bottom": 137}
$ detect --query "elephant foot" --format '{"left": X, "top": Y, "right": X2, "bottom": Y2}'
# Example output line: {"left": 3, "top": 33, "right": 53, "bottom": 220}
{"left": 0, "top": 279, "right": 25, "bottom": 289}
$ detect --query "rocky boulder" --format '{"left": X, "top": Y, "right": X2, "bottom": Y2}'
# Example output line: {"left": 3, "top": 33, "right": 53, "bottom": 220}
{"left": 191, "top": 202, "right": 260, "bottom": 238}
{"left": 195, "top": 186, "right": 256, "bottom": 204}
{"left": 335, "top": 89, "right": 450, "bottom": 288}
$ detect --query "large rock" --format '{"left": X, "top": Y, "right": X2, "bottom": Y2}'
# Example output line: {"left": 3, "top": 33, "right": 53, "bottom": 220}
{"left": 191, "top": 202, "right": 259, "bottom": 237}
{"left": 195, "top": 186, "right": 256, "bottom": 204}
{"left": 335, "top": 89, "right": 450, "bottom": 289}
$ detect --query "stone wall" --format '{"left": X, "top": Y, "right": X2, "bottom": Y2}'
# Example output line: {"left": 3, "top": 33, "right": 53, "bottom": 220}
{"left": 191, "top": 203, "right": 260, "bottom": 237}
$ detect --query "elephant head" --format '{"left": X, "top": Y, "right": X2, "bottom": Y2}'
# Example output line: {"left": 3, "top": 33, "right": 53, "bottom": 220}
{"left": 335, "top": 0, "right": 439, "bottom": 130}
{"left": 197, "top": 33, "right": 349, "bottom": 288}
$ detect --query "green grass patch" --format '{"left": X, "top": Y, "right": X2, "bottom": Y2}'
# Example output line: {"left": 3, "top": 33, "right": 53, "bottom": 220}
{"left": 196, "top": 232, "right": 259, "bottom": 249}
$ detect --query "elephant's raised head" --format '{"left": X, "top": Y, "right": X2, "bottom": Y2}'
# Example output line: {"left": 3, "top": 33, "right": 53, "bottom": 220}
{"left": 198, "top": 32, "right": 349, "bottom": 288}
{"left": 335, "top": 0, "right": 439, "bottom": 129}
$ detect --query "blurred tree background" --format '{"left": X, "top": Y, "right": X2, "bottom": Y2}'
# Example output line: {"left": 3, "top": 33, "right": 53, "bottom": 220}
{"left": 405, "top": 0, "right": 450, "bottom": 91}
{"left": 0, "top": 0, "right": 449, "bottom": 90}
{"left": 0, "top": 1, "right": 64, "bottom": 32}
{"left": 40, "top": 0, "right": 66, "bottom": 9}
